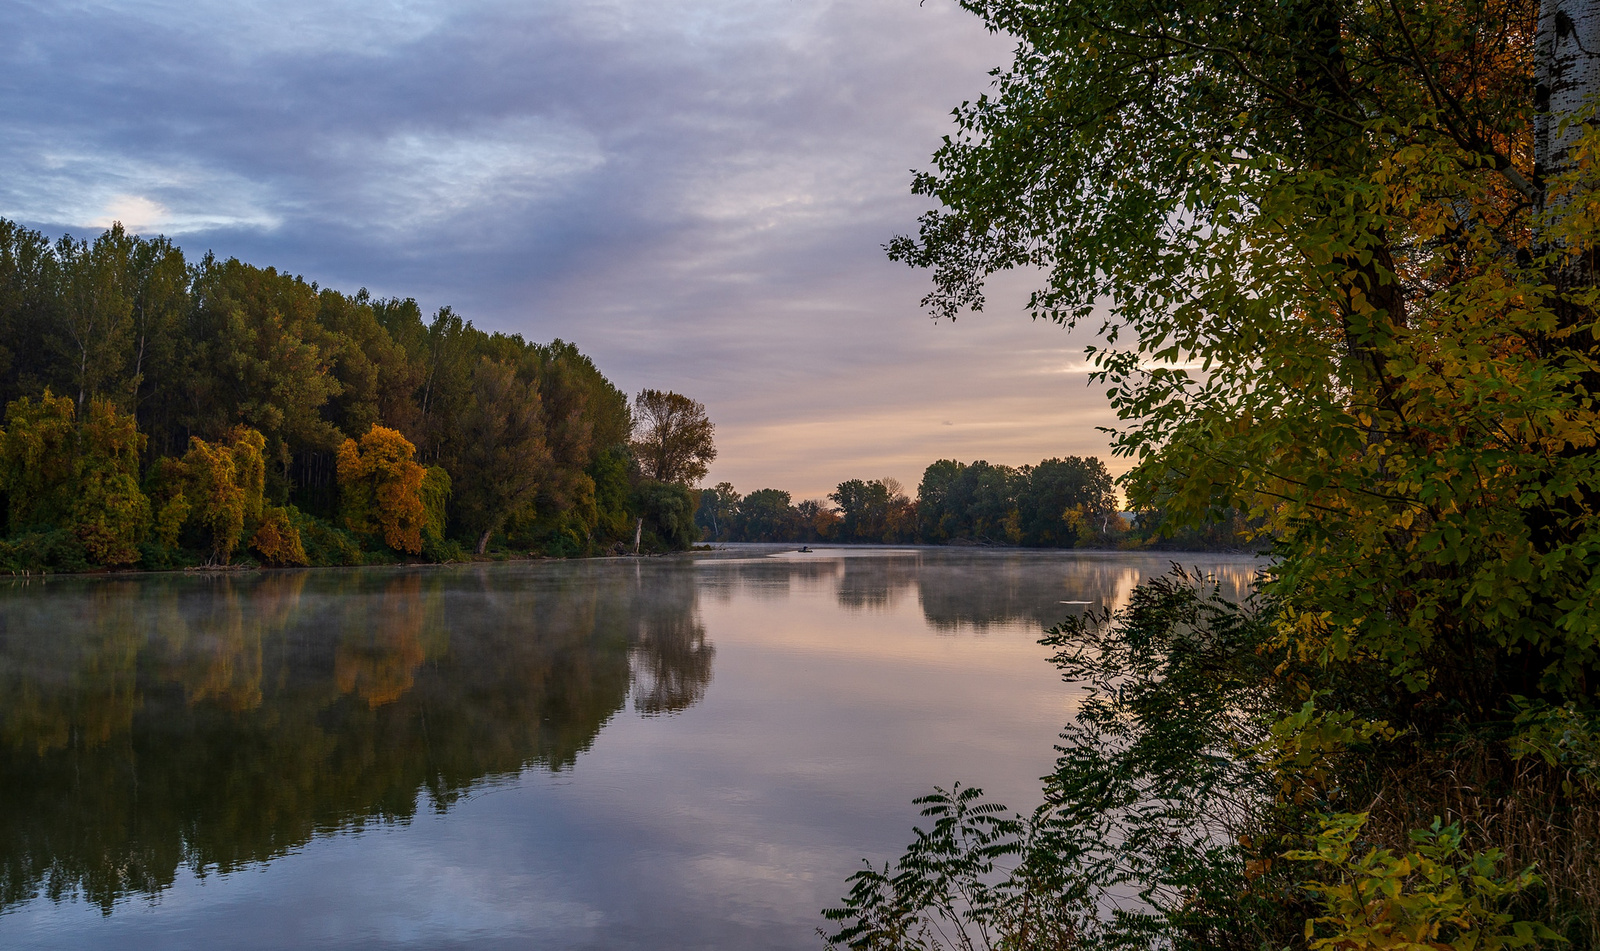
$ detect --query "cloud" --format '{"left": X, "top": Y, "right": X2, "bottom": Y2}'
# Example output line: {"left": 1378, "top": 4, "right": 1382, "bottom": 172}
{"left": 1, "top": 0, "right": 1123, "bottom": 498}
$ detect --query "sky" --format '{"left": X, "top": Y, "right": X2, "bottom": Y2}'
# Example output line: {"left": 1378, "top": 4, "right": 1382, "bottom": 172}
{"left": 0, "top": 0, "right": 1121, "bottom": 501}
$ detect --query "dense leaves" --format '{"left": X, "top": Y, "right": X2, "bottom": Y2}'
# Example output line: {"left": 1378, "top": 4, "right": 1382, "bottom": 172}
{"left": 842, "top": 0, "right": 1600, "bottom": 944}
{"left": 0, "top": 218, "right": 700, "bottom": 566}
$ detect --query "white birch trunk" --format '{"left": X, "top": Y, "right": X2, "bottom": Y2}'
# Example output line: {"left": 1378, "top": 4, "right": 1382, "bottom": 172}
{"left": 1537, "top": 0, "right": 1600, "bottom": 189}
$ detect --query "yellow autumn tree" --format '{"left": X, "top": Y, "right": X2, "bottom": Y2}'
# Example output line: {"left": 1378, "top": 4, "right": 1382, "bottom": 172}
{"left": 0, "top": 390, "right": 78, "bottom": 532}
{"left": 72, "top": 399, "right": 151, "bottom": 565}
{"left": 0, "top": 393, "right": 151, "bottom": 566}
{"left": 249, "top": 506, "right": 307, "bottom": 567}
{"left": 179, "top": 426, "right": 268, "bottom": 564}
{"left": 336, "top": 425, "right": 426, "bottom": 555}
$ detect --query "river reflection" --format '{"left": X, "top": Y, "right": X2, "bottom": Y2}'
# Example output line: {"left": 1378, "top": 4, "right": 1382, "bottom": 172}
{"left": 0, "top": 548, "right": 1260, "bottom": 949}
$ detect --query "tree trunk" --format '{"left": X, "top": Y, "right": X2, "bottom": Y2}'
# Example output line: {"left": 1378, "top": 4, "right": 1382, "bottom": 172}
{"left": 475, "top": 528, "right": 492, "bottom": 555}
{"left": 1537, "top": 0, "right": 1600, "bottom": 190}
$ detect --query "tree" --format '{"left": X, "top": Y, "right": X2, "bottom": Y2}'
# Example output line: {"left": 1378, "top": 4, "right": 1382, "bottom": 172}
{"left": 830, "top": 479, "right": 893, "bottom": 542}
{"left": 250, "top": 506, "right": 308, "bottom": 566}
{"left": 795, "top": 499, "right": 840, "bottom": 541}
{"left": 0, "top": 390, "right": 78, "bottom": 532}
{"left": 1018, "top": 457, "right": 1116, "bottom": 547}
{"left": 71, "top": 399, "right": 150, "bottom": 565}
{"left": 915, "top": 459, "right": 965, "bottom": 543}
{"left": 737, "top": 488, "right": 797, "bottom": 541}
{"left": 696, "top": 482, "right": 741, "bottom": 541}
{"left": 856, "top": 0, "right": 1600, "bottom": 943}
{"left": 178, "top": 426, "right": 266, "bottom": 565}
{"left": 336, "top": 425, "right": 428, "bottom": 555}
{"left": 632, "top": 479, "right": 698, "bottom": 551}
{"left": 630, "top": 389, "right": 715, "bottom": 485}
{"left": 891, "top": 0, "right": 1600, "bottom": 694}
{"left": 187, "top": 256, "right": 343, "bottom": 474}
{"left": 455, "top": 359, "right": 549, "bottom": 554}
{"left": 50, "top": 227, "right": 134, "bottom": 413}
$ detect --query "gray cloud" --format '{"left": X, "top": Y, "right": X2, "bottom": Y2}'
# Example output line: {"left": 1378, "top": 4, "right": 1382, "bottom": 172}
{"left": 0, "top": 0, "right": 1120, "bottom": 499}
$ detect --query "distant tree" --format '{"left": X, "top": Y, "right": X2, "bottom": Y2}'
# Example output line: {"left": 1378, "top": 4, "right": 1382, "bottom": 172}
{"left": 795, "top": 499, "right": 839, "bottom": 541}
{"left": 915, "top": 460, "right": 965, "bottom": 542}
{"left": 337, "top": 425, "right": 428, "bottom": 555}
{"left": 630, "top": 389, "right": 715, "bottom": 485}
{"left": 830, "top": 479, "right": 894, "bottom": 542}
{"left": 737, "top": 488, "right": 796, "bottom": 541}
{"left": 1017, "top": 456, "right": 1117, "bottom": 547}
{"left": 696, "top": 482, "right": 741, "bottom": 541}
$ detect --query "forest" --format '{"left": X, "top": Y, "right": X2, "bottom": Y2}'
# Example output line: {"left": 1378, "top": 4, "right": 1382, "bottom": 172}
{"left": 0, "top": 218, "right": 711, "bottom": 571}
{"left": 697, "top": 456, "right": 1250, "bottom": 550}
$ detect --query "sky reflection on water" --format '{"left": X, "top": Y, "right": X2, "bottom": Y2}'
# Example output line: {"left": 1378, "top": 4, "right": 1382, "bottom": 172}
{"left": 0, "top": 548, "right": 1260, "bottom": 949}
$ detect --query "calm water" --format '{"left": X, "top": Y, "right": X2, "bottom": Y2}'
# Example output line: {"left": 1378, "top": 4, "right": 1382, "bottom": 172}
{"left": 0, "top": 547, "right": 1259, "bottom": 950}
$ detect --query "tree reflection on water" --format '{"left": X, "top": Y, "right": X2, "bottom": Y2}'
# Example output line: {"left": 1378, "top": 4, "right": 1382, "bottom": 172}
{"left": 0, "top": 562, "right": 713, "bottom": 913}
{"left": 0, "top": 551, "right": 1259, "bottom": 918}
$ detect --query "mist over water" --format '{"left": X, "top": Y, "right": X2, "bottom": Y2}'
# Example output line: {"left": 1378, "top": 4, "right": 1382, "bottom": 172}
{"left": 0, "top": 548, "right": 1260, "bottom": 950}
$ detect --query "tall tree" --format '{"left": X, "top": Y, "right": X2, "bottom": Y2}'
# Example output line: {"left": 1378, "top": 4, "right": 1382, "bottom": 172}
{"left": 829, "top": 479, "right": 892, "bottom": 542}
{"left": 51, "top": 227, "right": 135, "bottom": 412}
{"left": 454, "top": 359, "right": 549, "bottom": 554}
{"left": 630, "top": 389, "right": 715, "bottom": 485}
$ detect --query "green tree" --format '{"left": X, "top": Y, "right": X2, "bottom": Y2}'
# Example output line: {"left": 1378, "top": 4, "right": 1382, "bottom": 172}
{"left": 696, "top": 482, "right": 741, "bottom": 541}
{"left": 72, "top": 399, "right": 151, "bottom": 565}
{"left": 187, "top": 256, "right": 343, "bottom": 475}
{"left": 737, "top": 488, "right": 796, "bottom": 542}
{"left": 454, "top": 359, "right": 549, "bottom": 554}
{"left": 1017, "top": 457, "right": 1116, "bottom": 548}
{"left": 915, "top": 459, "right": 965, "bottom": 543}
{"left": 50, "top": 227, "right": 135, "bottom": 412}
{"left": 829, "top": 479, "right": 896, "bottom": 543}
{"left": 630, "top": 389, "right": 716, "bottom": 485}
{"left": 855, "top": 0, "right": 1600, "bottom": 943}
{"left": 0, "top": 390, "right": 78, "bottom": 532}
{"left": 632, "top": 479, "right": 697, "bottom": 551}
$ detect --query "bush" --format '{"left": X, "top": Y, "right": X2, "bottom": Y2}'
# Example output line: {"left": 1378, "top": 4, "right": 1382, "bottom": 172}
{"left": 289, "top": 509, "right": 365, "bottom": 566}
{"left": 420, "top": 527, "right": 465, "bottom": 563}
{"left": 0, "top": 530, "right": 91, "bottom": 573}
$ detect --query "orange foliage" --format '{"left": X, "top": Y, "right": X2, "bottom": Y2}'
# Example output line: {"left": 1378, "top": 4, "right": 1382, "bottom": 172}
{"left": 250, "top": 505, "right": 308, "bottom": 566}
{"left": 336, "top": 425, "right": 427, "bottom": 554}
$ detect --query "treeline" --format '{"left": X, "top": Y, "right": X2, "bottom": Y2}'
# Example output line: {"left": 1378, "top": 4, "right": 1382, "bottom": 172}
{"left": 694, "top": 455, "right": 1247, "bottom": 550}
{"left": 0, "top": 219, "right": 701, "bottom": 571}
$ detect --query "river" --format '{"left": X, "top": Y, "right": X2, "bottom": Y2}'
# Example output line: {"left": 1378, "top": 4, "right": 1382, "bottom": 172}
{"left": 0, "top": 547, "right": 1260, "bottom": 950}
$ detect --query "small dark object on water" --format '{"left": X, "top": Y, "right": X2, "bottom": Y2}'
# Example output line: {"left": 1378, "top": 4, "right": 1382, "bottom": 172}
{"left": 797, "top": 546, "right": 811, "bottom": 553}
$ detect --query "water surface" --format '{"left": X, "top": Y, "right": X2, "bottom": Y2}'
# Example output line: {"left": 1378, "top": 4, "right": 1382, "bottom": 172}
{"left": 0, "top": 547, "right": 1259, "bottom": 949}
